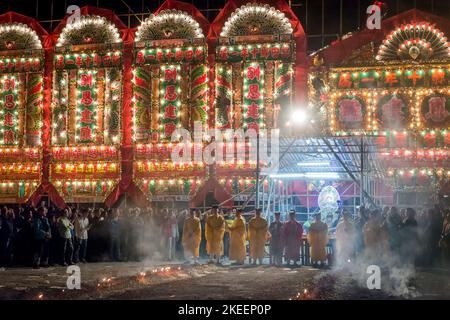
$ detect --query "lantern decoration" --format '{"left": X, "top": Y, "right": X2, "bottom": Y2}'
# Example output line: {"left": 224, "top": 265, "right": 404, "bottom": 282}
{"left": 376, "top": 22, "right": 450, "bottom": 61}
{"left": 56, "top": 15, "right": 121, "bottom": 47}
{"left": 135, "top": 10, "right": 204, "bottom": 41}
{"left": 50, "top": 14, "right": 123, "bottom": 203}
{"left": 0, "top": 21, "right": 43, "bottom": 203}
{"left": 0, "top": 23, "right": 42, "bottom": 50}
{"left": 132, "top": 8, "right": 208, "bottom": 202}
{"left": 219, "top": 3, "right": 293, "bottom": 37}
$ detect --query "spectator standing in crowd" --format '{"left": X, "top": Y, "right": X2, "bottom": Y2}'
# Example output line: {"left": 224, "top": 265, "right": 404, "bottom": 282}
{"left": 248, "top": 208, "right": 268, "bottom": 265}
{"left": 57, "top": 208, "right": 74, "bottom": 266}
{"left": 383, "top": 207, "right": 402, "bottom": 264}
{"left": 74, "top": 209, "right": 90, "bottom": 263}
{"left": 282, "top": 210, "right": 303, "bottom": 266}
{"left": 198, "top": 211, "right": 207, "bottom": 258}
{"left": 223, "top": 209, "right": 233, "bottom": 261}
{"left": 307, "top": 213, "right": 329, "bottom": 268}
{"left": 130, "top": 208, "right": 144, "bottom": 261}
{"left": 32, "top": 207, "right": 51, "bottom": 269}
{"left": 363, "top": 209, "right": 382, "bottom": 263}
{"left": 14, "top": 208, "right": 33, "bottom": 266}
{"left": 119, "top": 209, "right": 132, "bottom": 261}
{"left": 269, "top": 212, "right": 283, "bottom": 266}
{"left": 227, "top": 209, "right": 246, "bottom": 265}
{"left": 399, "top": 208, "right": 419, "bottom": 266}
{"left": 165, "top": 211, "right": 179, "bottom": 261}
{"left": 354, "top": 206, "right": 367, "bottom": 256}
{"left": 109, "top": 209, "right": 121, "bottom": 262}
{"left": 176, "top": 210, "right": 185, "bottom": 260}
{"left": 0, "top": 208, "right": 15, "bottom": 268}
{"left": 49, "top": 214, "right": 59, "bottom": 266}
{"left": 440, "top": 210, "right": 450, "bottom": 266}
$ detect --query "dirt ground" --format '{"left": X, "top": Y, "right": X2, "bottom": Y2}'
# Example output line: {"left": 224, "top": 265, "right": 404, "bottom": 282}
{"left": 0, "top": 262, "right": 449, "bottom": 300}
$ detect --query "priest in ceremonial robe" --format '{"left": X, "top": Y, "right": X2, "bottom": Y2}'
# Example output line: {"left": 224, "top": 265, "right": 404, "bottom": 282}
{"left": 282, "top": 210, "right": 304, "bottom": 266}
{"left": 182, "top": 209, "right": 202, "bottom": 263}
{"left": 248, "top": 208, "right": 268, "bottom": 265}
{"left": 307, "top": 213, "right": 329, "bottom": 268}
{"left": 227, "top": 209, "right": 246, "bottom": 265}
{"left": 205, "top": 205, "right": 226, "bottom": 264}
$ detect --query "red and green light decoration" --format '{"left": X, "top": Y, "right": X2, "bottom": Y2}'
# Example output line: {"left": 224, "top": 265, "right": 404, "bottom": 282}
{"left": 139, "top": 178, "right": 199, "bottom": 196}
{"left": 215, "top": 64, "right": 232, "bottom": 129}
{"left": 332, "top": 68, "right": 450, "bottom": 89}
{"left": 217, "top": 43, "right": 293, "bottom": 63}
{"left": 0, "top": 57, "right": 42, "bottom": 73}
{"left": 134, "top": 47, "right": 205, "bottom": 65}
{"left": 76, "top": 70, "right": 97, "bottom": 143}
{"left": 56, "top": 179, "right": 117, "bottom": 200}
{"left": 55, "top": 52, "right": 121, "bottom": 70}
{"left": 132, "top": 66, "right": 151, "bottom": 142}
{"left": 159, "top": 65, "right": 181, "bottom": 140}
{"left": 190, "top": 64, "right": 208, "bottom": 125}
{"left": 1, "top": 75, "right": 19, "bottom": 146}
{"left": 51, "top": 71, "right": 69, "bottom": 145}
{"left": 104, "top": 68, "right": 121, "bottom": 144}
{"left": 243, "top": 62, "right": 264, "bottom": 132}
{"left": 26, "top": 74, "right": 43, "bottom": 146}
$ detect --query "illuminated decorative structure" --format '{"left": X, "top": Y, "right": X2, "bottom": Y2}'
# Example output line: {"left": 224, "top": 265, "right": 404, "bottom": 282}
{"left": 0, "top": 14, "right": 45, "bottom": 203}
{"left": 201, "top": 0, "right": 306, "bottom": 205}
{"left": 0, "top": 1, "right": 308, "bottom": 208}
{"left": 309, "top": 9, "right": 450, "bottom": 196}
{"left": 132, "top": 2, "right": 210, "bottom": 205}
{"left": 50, "top": 9, "right": 124, "bottom": 203}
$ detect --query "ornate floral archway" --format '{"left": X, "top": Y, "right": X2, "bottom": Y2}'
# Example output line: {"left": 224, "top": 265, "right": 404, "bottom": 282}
{"left": 0, "top": 18, "right": 45, "bottom": 203}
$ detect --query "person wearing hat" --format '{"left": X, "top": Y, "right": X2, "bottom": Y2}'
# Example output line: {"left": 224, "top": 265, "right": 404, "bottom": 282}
{"left": 205, "top": 205, "right": 225, "bottom": 264}
{"left": 307, "top": 213, "right": 329, "bottom": 268}
{"left": 335, "top": 210, "right": 355, "bottom": 267}
{"left": 182, "top": 209, "right": 202, "bottom": 264}
{"left": 248, "top": 208, "right": 268, "bottom": 265}
{"left": 227, "top": 209, "right": 246, "bottom": 265}
{"left": 269, "top": 212, "right": 284, "bottom": 266}
{"left": 282, "top": 210, "right": 303, "bottom": 266}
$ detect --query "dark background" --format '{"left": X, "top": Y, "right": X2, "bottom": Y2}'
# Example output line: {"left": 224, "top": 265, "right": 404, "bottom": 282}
{"left": 1, "top": 0, "right": 450, "bottom": 52}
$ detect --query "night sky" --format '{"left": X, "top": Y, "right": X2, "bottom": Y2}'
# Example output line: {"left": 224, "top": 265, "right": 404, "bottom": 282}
{"left": 1, "top": 0, "right": 450, "bottom": 52}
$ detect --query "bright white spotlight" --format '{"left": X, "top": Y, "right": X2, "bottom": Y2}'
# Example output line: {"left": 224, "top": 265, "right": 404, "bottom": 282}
{"left": 292, "top": 109, "right": 308, "bottom": 124}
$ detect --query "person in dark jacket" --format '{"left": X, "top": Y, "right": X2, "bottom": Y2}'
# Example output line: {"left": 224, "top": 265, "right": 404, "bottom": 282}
{"left": 0, "top": 207, "right": 15, "bottom": 268}
{"left": 32, "top": 207, "right": 51, "bottom": 269}
{"left": 198, "top": 211, "right": 207, "bottom": 258}
{"left": 48, "top": 213, "right": 60, "bottom": 266}
{"left": 399, "top": 207, "right": 419, "bottom": 266}
{"left": 109, "top": 209, "right": 121, "bottom": 261}
{"left": 269, "top": 212, "right": 284, "bottom": 266}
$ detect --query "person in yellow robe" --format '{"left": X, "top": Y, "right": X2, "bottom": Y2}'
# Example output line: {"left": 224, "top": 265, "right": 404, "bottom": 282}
{"left": 205, "top": 205, "right": 225, "bottom": 264}
{"left": 248, "top": 208, "right": 268, "bottom": 265}
{"left": 182, "top": 209, "right": 201, "bottom": 264}
{"left": 227, "top": 209, "right": 246, "bottom": 265}
{"left": 336, "top": 211, "right": 355, "bottom": 267}
{"left": 307, "top": 213, "right": 329, "bottom": 268}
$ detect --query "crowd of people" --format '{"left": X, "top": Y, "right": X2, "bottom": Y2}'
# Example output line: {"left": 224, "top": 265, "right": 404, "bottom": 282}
{"left": 0, "top": 202, "right": 449, "bottom": 270}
